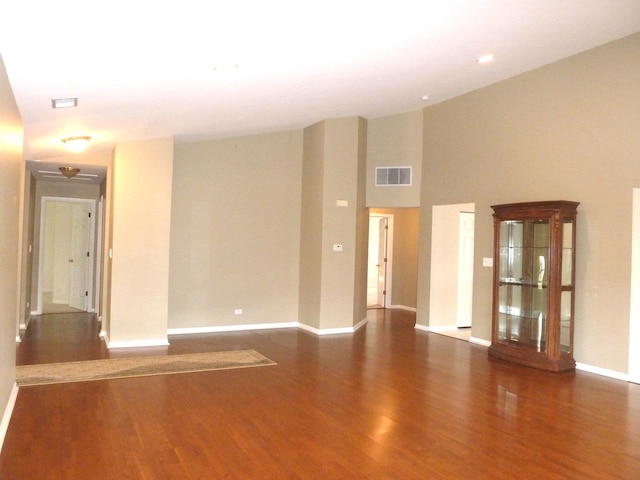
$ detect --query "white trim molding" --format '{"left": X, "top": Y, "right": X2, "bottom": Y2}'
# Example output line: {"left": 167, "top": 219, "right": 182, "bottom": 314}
{"left": 469, "top": 337, "right": 491, "bottom": 347}
{"left": 629, "top": 188, "right": 640, "bottom": 384}
{"left": 0, "top": 383, "right": 19, "bottom": 454}
{"left": 413, "top": 324, "right": 491, "bottom": 346}
{"left": 169, "top": 319, "right": 369, "bottom": 337}
{"left": 388, "top": 304, "right": 417, "bottom": 312}
{"left": 576, "top": 363, "right": 629, "bottom": 382}
{"left": 298, "top": 317, "right": 367, "bottom": 336}
{"left": 168, "top": 322, "right": 297, "bottom": 336}
{"left": 107, "top": 338, "right": 170, "bottom": 349}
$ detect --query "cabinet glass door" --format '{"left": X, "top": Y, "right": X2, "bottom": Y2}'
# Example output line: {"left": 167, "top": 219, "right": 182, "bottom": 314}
{"left": 497, "top": 219, "right": 549, "bottom": 351}
{"left": 560, "top": 220, "right": 574, "bottom": 354}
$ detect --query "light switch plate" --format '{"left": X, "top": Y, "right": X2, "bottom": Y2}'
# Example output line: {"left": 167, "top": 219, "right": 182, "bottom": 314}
{"left": 482, "top": 257, "right": 493, "bottom": 267}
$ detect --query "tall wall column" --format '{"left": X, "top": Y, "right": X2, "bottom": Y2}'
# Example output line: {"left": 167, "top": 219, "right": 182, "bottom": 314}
{"left": 299, "top": 117, "right": 368, "bottom": 333}
{"left": 107, "top": 138, "right": 173, "bottom": 347}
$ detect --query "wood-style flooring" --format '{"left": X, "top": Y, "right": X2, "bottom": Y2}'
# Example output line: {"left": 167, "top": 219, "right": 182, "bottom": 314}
{"left": 3, "top": 309, "right": 640, "bottom": 479}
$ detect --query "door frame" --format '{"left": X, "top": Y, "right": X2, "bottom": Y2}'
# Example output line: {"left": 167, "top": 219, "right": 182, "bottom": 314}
{"left": 94, "top": 195, "right": 105, "bottom": 319}
{"left": 456, "top": 211, "right": 475, "bottom": 327}
{"left": 37, "top": 196, "right": 96, "bottom": 314}
{"left": 630, "top": 188, "right": 640, "bottom": 384}
{"left": 368, "top": 213, "right": 394, "bottom": 308}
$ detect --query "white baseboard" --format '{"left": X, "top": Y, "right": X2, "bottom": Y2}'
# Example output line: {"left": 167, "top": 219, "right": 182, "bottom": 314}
{"left": 353, "top": 317, "right": 368, "bottom": 332}
{"left": 413, "top": 324, "right": 491, "bottom": 346}
{"left": 107, "top": 338, "right": 170, "bottom": 349}
{"left": 414, "top": 324, "right": 462, "bottom": 333}
{"left": 388, "top": 304, "right": 417, "bottom": 312}
{"left": 576, "top": 362, "right": 629, "bottom": 382}
{"left": 169, "top": 319, "right": 368, "bottom": 337}
{"left": 470, "top": 336, "right": 491, "bottom": 347}
{"left": 298, "top": 317, "right": 367, "bottom": 336}
{"left": 168, "top": 322, "right": 297, "bottom": 335}
{"left": 0, "top": 383, "right": 19, "bottom": 455}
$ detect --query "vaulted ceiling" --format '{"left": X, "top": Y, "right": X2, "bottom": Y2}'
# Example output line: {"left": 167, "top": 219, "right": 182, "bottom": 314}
{"left": 1, "top": 1, "right": 639, "bottom": 163}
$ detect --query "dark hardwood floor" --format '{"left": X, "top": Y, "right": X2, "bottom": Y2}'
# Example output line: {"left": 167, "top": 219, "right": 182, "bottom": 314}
{"left": 3, "top": 309, "right": 640, "bottom": 479}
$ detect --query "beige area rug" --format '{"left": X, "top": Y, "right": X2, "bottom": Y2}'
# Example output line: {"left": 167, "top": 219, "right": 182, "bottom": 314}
{"left": 16, "top": 350, "right": 276, "bottom": 387}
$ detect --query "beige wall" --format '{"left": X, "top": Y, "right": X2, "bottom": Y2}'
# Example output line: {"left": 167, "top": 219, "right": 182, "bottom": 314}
{"left": 417, "top": 33, "right": 640, "bottom": 374}
{"left": 170, "top": 131, "right": 303, "bottom": 329}
{"left": 108, "top": 138, "right": 173, "bottom": 345}
{"left": 370, "top": 207, "right": 419, "bottom": 309}
{"left": 367, "top": 110, "right": 422, "bottom": 208}
{"left": 0, "top": 54, "right": 22, "bottom": 443}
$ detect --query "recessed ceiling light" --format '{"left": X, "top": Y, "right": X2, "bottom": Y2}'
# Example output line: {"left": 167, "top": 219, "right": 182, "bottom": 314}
{"left": 212, "top": 63, "right": 240, "bottom": 73}
{"left": 476, "top": 54, "right": 495, "bottom": 64}
{"left": 421, "top": 94, "right": 430, "bottom": 101}
{"left": 52, "top": 97, "right": 78, "bottom": 109}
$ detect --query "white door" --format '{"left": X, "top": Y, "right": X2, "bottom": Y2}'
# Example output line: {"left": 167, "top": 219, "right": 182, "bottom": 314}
{"left": 376, "top": 217, "right": 387, "bottom": 307}
{"left": 367, "top": 217, "right": 382, "bottom": 306}
{"left": 456, "top": 212, "right": 475, "bottom": 327}
{"left": 68, "top": 203, "right": 90, "bottom": 310}
{"left": 367, "top": 215, "right": 391, "bottom": 308}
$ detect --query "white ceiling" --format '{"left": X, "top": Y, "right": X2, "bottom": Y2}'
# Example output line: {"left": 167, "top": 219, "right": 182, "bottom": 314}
{"left": 1, "top": 0, "right": 639, "bottom": 165}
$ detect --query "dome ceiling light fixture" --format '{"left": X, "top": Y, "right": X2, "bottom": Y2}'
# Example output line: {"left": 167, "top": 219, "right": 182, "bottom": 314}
{"left": 59, "top": 166, "right": 81, "bottom": 178}
{"left": 61, "top": 135, "right": 91, "bottom": 152}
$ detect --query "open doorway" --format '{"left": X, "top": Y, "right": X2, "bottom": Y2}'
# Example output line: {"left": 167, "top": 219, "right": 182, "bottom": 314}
{"left": 429, "top": 203, "right": 475, "bottom": 341}
{"left": 37, "top": 197, "right": 96, "bottom": 314}
{"left": 367, "top": 214, "right": 393, "bottom": 308}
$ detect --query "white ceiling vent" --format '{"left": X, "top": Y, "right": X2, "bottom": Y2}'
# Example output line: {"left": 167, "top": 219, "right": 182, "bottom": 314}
{"left": 375, "top": 167, "right": 412, "bottom": 186}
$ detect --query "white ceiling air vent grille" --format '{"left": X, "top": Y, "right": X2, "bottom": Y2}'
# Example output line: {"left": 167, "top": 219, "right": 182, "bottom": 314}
{"left": 375, "top": 166, "right": 412, "bottom": 186}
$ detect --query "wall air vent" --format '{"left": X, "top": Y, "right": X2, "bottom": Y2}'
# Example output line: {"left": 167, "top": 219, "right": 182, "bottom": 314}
{"left": 375, "top": 166, "right": 412, "bottom": 186}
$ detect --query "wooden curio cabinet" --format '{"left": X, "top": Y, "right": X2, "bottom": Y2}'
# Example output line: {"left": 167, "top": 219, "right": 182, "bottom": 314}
{"left": 488, "top": 201, "right": 579, "bottom": 372}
